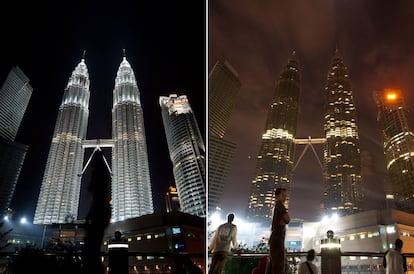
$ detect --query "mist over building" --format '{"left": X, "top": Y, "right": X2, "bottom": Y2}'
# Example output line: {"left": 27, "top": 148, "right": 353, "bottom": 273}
{"left": 208, "top": 60, "right": 240, "bottom": 213}
{"left": 247, "top": 52, "right": 301, "bottom": 225}
{"left": 374, "top": 89, "right": 414, "bottom": 214}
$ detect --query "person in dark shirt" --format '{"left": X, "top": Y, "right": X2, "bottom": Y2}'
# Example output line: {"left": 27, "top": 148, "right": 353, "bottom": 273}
{"left": 266, "top": 188, "right": 290, "bottom": 274}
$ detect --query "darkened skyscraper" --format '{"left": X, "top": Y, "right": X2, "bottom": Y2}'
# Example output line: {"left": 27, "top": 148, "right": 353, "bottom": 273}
{"left": 247, "top": 52, "right": 301, "bottom": 224}
{"left": 160, "top": 94, "right": 206, "bottom": 217}
{"left": 209, "top": 60, "right": 241, "bottom": 138}
{"left": 374, "top": 89, "right": 414, "bottom": 213}
{"left": 208, "top": 60, "right": 240, "bottom": 213}
{"left": 0, "top": 66, "right": 32, "bottom": 216}
{"left": 322, "top": 50, "right": 363, "bottom": 216}
{"left": 0, "top": 67, "right": 33, "bottom": 142}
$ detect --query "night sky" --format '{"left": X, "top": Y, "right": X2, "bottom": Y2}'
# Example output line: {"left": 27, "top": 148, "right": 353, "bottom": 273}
{"left": 0, "top": 1, "right": 206, "bottom": 222}
{"left": 210, "top": 0, "right": 414, "bottom": 222}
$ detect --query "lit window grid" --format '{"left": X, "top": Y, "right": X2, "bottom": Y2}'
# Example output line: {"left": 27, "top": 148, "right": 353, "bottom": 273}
{"left": 111, "top": 59, "right": 153, "bottom": 222}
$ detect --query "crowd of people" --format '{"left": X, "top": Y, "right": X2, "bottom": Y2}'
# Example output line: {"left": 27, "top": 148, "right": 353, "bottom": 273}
{"left": 209, "top": 187, "right": 408, "bottom": 274}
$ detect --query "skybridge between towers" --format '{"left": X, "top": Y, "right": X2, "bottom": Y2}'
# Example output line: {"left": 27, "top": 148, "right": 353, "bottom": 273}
{"left": 293, "top": 136, "right": 326, "bottom": 172}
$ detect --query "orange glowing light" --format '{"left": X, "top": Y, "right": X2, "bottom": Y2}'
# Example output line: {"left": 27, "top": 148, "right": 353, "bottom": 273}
{"left": 386, "top": 93, "right": 397, "bottom": 100}
{"left": 384, "top": 89, "right": 400, "bottom": 101}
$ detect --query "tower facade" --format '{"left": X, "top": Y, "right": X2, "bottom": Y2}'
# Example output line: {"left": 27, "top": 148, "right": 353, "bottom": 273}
{"left": 160, "top": 94, "right": 206, "bottom": 217}
{"left": 34, "top": 58, "right": 90, "bottom": 224}
{"left": 0, "top": 66, "right": 33, "bottom": 141}
{"left": 111, "top": 56, "right": 153, "bottom": 222}
{"left": 0, "top": 66, "right": 32, "bottom": 215}
{"left": 208, "top": 60, "right": 241, "bottom": 138}
{"left": 322, "top": 50, "right": 363, "bottom": 216}
{"left": 247, "top": 52, "right": 301, "bottom": 224}
{"left": 374, "top": 89, "right": 414, "bottom": 213}
{"left": 208, "top": 60, "right": 240, "bottom": 212}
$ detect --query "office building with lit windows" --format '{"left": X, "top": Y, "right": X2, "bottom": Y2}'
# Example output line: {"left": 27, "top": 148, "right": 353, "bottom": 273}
{"left": 374, "top": 89, "right": 414, "bottom": 214}
{"left": 160, "top": 94, "right": 206, "bottom": 217}
{"left": 111, "top": 55, "right": 153, "bottom": 222}
{"left": 208, "top": 60, "right": 240, "bottom": 212}
{"left": 322, "top": 49, "right": 363, "bottom": 216}
{"left": 247, "top": 52, "right": 301, "bottom": 225}
{"left": 34, "top": 58, "right": 90, "bottom": 224}
{"left": 165, "top": 186, "right": 181, "bottom": 212}
{"left": 0, "top": 66, "right": 32, "bottom": 216}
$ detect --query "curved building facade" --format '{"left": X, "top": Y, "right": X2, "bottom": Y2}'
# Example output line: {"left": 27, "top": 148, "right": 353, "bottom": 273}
{"left": 322, "top": 50, "right": 363, "bottom": 216}
{"left": 374, "top": 89, "right": 414, "bottom": 213}
{"left": 111, "top": 56, "right": 153, "bottom": 222}
{"left": 247, "top": 52, "right": 301, "bottom": 224}
{"left": 160, "top": 94, "right": 206, "bottom": 217}
{"left": 34, "top": 58, "right": 90, "bottom": 224}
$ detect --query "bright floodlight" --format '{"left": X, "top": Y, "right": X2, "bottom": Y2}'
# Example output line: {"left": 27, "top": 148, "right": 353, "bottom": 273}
{"left": 321, "top": 215, "right": 329, "bottom": 223}
{"left": 20, "top": 217, "right": 27, "bottom": 224}
{"left": 331, "top": 213, "right": 339, "bottom": 222}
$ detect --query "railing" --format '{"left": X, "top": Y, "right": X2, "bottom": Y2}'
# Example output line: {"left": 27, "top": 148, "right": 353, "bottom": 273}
{"left": 208, "top": 251, "right": 414, "bottom": 274}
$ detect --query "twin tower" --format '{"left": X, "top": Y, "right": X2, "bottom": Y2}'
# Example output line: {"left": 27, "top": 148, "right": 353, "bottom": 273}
{"left": 34, "top": 54, "right": 153, "bottom": 224}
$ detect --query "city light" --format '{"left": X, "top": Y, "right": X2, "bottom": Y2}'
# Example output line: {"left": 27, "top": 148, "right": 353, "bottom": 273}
{"left": 20, "top": 217, "right": 27, "bottom": 224}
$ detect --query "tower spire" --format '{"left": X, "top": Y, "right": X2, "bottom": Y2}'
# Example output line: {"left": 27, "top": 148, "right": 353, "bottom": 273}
{"left": 123, "top": 49, "right": 126, "bottom": 59}
{"left": 82, "top": 50, "right": 86, "bottom": 60}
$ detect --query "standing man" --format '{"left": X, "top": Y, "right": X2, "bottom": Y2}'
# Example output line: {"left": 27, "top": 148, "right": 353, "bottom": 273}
{"left": 298, "top": 249, "right": 318, "bottom": 274}
{"left": 209, "top": 213, "right": 238, "bottom": 274}
{"left": 383, "top": 238, "right": 407, "bottom": 274}
{"left": 266, "top": 188, "right": 290, "bottom": 274}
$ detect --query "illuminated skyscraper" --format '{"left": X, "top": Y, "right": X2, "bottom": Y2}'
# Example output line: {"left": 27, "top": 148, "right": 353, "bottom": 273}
{"left": 374, "top": 89, "right": 414, "bottom": 213}
{"left": 111, "top": 55, "right": 153, "bottom": 222}
{"left": 208, "top": 60, "right": 240, "bottom": 212}
{"left": 34, "top": 58, "right": 90, "bottom": 224}
{"left": 160, "top": 94, "right": 206, "bottom": 217}
{"left": 247, "top": 52, "right": 301, "bottom": 224}
{"left": 0, "top": 66, "right": 32, "bottom": 216}
{"left": 322, "top": 49, "right": 363, "bottom": 216}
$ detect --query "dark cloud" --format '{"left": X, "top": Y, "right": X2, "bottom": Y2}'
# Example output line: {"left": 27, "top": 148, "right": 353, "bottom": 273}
{"left": 210, "top": 0, "right": 414, "bottom": 221}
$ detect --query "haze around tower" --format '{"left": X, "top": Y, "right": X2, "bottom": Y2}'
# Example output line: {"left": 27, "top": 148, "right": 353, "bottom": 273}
{"left": 209, "top": 0, "right": 414, "bottom": 221}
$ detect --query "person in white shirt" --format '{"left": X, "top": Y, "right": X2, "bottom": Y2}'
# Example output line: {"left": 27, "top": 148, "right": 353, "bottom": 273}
{"left": 383, "top": 238, "right": 407, "bottom": 274}
{"left": 298, "top": 249, "right": 318, "bottom": 274}
{"left": 209, "top": 213, "right": 238, "bottom": 274}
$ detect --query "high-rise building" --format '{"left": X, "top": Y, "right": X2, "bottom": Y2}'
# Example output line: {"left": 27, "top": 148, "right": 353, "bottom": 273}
{"left": 209, "top": 60, "right": 241, "bottom": 138}
{"left": 322, "top": 50, "right": 363, "bottom": 216}
{"left": 0, "top": 66, "right": 32, "bottom": 216}
{"left": 160, "top": 94, "right": 206, "bottom": 217}
{"left": 247, "top": 52, "right": 301, "bottom": 225}
{"left": 111, "top": 55, "right": 153, "bottom": 222}
{"left": 374, "top": 89, "right": 414, "bottom": 213}
{"left": 34, "top": 58, "right": 90, "bottom": 224}
{"left": 208, "top": 60, "right": 240, "bottom": 213}
{"left": 0, "top": 66, "right": 33, "bottom": 141}
{"left": 165, "top": 186, "right": 181, "bottom": 212}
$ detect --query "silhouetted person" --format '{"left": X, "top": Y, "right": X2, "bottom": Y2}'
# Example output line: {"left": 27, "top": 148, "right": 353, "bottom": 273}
{"left": 298, "top": 249, "right": 318, "bottom": 274}
{"left": 266, "top": 188, "right": 290, "bottom": 274}
{"left": 252, "top": 256, "right": 269, "bottom": 274}
{"left": 209, "top": 213, "right": 238, "bottom": 274}
{"left": 108, "top": 230, "right": 129, "bottom": 274}
{"left": 81, "top": 149, "right": 112, "bottom": 274}
{"left": 383, "top": 238, "right": 407, "bottom": 274}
